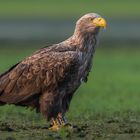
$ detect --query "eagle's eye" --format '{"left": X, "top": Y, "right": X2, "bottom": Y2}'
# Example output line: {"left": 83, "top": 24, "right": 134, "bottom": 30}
{"left": 89, "top": 17, "right": 94, "bottom": 22}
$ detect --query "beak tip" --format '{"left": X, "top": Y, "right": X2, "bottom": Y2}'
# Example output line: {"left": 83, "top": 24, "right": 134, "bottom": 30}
{"left": 93, "top": 17, "right": 107, "bottom": 29}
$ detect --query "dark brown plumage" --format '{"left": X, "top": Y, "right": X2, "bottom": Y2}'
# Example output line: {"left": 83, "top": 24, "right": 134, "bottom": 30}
{"left": 0, "top": 13, "right": 106, "bottom": 130}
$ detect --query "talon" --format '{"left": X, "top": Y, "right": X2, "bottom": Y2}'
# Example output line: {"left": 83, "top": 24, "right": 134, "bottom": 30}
{"left": 49, "top": 113, "right": 72, "bottom": 130}
{"left": 48, "top": 118, "right": 60, "bottom": 131}
{"left": 48, "top": 124, "right": 59, "bottom": 131}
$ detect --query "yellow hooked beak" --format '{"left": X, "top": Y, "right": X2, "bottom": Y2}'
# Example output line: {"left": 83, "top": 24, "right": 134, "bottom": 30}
{"left": 92, "top": 17, "right": 107, "bottom": 28}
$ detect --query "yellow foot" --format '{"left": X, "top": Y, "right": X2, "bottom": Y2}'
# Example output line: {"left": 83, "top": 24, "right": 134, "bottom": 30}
{"left": 48, "top": 123, "right": 73, "bottom": 131}
{"left": 48, "top": 125, "right": 59, "bottom": 131}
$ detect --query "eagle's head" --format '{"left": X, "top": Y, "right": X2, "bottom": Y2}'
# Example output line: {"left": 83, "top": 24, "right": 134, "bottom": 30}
{"left": 75, "top": 13, "right": 107, "bottom": 35}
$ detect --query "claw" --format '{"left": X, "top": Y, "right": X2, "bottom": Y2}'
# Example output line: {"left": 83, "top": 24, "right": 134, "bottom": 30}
{"left": 48, "top": 118, "right": 59, "bottom": 131}
{"left": 48, "top": 124, "right": 59, "bottom": 131}
{"left": 49, "top": 113, "right": 72, "bottom": 131}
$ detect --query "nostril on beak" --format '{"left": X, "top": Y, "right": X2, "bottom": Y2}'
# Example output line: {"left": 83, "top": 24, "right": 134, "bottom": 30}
{"left": 98, "top": 18, "right": 102, "bottom": 21}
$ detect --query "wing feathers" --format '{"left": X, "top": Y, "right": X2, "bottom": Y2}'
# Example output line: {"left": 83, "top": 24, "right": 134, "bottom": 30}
{"left": 0, "top": 48, "right": 79, "bottom": 104}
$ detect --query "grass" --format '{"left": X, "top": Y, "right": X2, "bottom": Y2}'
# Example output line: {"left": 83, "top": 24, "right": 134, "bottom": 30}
{"left": 0, "top": 0, "right": 140, "bottom": 19}
{"left": 0, "top": 45, "right": 140, "bottom": 139}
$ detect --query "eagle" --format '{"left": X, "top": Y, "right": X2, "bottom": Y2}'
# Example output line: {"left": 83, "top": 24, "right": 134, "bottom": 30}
{"left": 0, "top": 13, "right": 106, "bottom": 130}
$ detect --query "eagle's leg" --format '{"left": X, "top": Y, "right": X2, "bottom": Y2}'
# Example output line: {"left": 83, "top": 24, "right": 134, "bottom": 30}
{"left": 49, "top": 113, "right": 72, "bottom": 130}
{"left": 57, "top": 113, "right": 72, "bottom": 127}
{"left": 57, "top": 113, "right": 68, "bottom": 126}
{"left": 40, "top": 93, "right": 71, "bottom": 130}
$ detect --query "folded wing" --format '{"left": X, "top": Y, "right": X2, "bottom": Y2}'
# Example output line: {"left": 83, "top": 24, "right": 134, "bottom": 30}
{"left": 0, "top": 48, "right": 79, "bottom": 104}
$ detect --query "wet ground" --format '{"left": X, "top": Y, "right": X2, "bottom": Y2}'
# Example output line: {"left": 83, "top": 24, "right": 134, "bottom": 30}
{"left": 1, "top": 115, "right": 140, "bottom": 140}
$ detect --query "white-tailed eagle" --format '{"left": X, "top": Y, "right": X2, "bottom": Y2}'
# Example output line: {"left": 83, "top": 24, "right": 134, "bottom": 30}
{"left": 0, "top": 13, "right": 106, "bottom": 130}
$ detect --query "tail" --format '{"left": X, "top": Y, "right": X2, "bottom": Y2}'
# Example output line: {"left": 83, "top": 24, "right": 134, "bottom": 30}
{"left": 0, "top": 63, "right": 19, "bottom": 105}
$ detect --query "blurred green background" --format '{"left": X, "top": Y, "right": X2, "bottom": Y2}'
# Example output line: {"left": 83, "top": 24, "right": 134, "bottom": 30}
{"left": 0, "top": 0, "right": 140, "bottom": 18}
{"left": 0, "top": 0, "right": 140, "bottom": 45}
{"left": 0, "top": 1, "right": 140, "bottom": 139}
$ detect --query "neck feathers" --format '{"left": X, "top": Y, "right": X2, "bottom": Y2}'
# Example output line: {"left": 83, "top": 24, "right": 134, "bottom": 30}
{"left": 71, "top": 28, "right": 99, "bottom": 52}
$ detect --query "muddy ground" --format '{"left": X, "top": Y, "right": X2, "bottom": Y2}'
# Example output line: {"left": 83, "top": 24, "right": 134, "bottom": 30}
{"left": 1, "top": 114, "right": 140, "bottom": 140}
